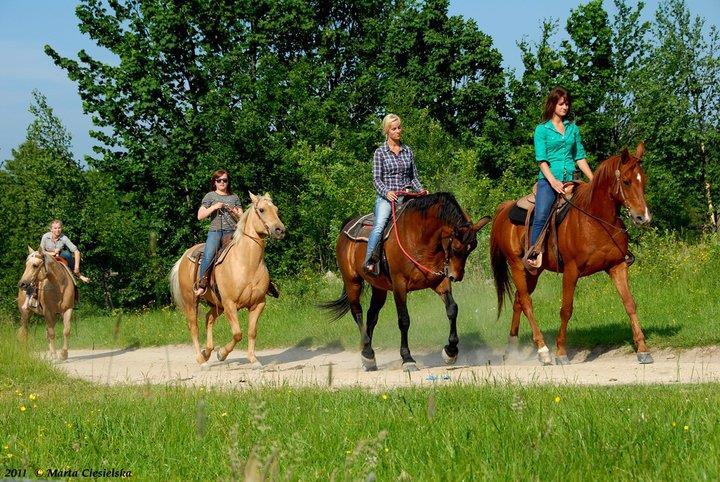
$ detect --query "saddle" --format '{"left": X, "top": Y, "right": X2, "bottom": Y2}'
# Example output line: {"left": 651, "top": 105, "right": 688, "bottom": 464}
{"left": 342, "top": 200, "right": 412, "bottom": 242}
{"left": 508, "top": 182, "right": 578, "bottom": 272}
{"left": 187, "top": 234, "right": 235, "bottom": 293}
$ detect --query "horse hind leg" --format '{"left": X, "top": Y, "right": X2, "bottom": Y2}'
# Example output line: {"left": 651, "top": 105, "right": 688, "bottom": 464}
{"left": 509, "top": 264, "right": 551, "bottom": 365}
{"left": 202, "top": 304, "right": 223, "bottom": 362}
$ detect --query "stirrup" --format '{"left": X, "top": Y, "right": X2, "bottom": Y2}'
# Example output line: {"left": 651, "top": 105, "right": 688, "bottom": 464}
{"left": 363, "top": 259, "right": 380, "bottom": 276}
{"left": 193, "top": 279, "right": 207, "bottom": 297}
{"left": 522, "top": 251, "right": 542, "bottom": 274}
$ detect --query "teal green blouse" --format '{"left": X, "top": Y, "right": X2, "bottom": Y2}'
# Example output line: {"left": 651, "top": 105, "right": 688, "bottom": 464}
{"left": 533, "top": 120, "right": 586, "bottom": 182}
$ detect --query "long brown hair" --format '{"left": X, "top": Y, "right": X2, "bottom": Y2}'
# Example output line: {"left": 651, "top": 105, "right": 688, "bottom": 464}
{"left": 209, "top": 169, "right": 232, "bottom": 194}
{"left": 541, "top": 87, "right": 571, "bottom": 122}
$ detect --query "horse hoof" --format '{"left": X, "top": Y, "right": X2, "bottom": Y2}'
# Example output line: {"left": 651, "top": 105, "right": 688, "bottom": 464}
{"left": 537, "top": 347, "right": 553, "bottom": 366}
{"left": 637, "top": 352, "right": 654, "bottom": 364}
{"left": 249, "top": 360, "right": 263, "bottom": 370}
{"left": 216, "top": 349, "right": 228, "bottom": 362}
{"left": 196, "top": 354, "right": 207, "bottom": 365}
{"left": 361, "top": 355, "right": 377, "bottom": 372}
{"left": 442, "top": 348, "right": 458, "bottom": 366}
{"left": 201, "top": 348, "right": 212, "bottom": 361}
{"left": 555, "top": 355, "right": 570, "bottom": 365}
{"left": 402, "top": 362, "right": 418, "bottom": 372}
{"left": 60, "top": 350, "right": 68, "bottom": 361}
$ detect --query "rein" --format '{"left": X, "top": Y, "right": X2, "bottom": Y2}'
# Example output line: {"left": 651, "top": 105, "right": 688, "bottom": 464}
{"left": 241, "top": 202, "right": 269, "bottom": 246}
{"left": 561, "top": 170, "right": 631, "bottom": 256}
{"left": 390, "top": 192, "right": 446, "bottom": 278}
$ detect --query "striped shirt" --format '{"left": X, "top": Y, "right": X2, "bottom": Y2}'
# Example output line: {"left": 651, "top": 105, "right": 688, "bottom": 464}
{"left": 372, "top": 142, "right": 423, "bottom": 199}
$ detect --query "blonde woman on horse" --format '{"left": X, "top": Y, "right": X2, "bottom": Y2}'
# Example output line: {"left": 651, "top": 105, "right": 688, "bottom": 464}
{"left": 194, "top": 169, "right": 243, "bottom": 296}
{"left": 40, "top": 219, "right": 90, "bottom": 283}
{"left": 364, "top": 113, "right": 427, "bottom": 275}
{"left": 527, "top": 87, "right": 594, "bottom": 269}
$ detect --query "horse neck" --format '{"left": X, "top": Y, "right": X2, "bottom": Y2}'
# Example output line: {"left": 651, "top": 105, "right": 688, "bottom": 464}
{"left": 581, "top": 164, "right": 622, "bottom": 223}
{"left": 233, "top": 210, "right": 266, "bottom": 263}
{"left": 398, "top": 208, "right": 448, "bottom": 250}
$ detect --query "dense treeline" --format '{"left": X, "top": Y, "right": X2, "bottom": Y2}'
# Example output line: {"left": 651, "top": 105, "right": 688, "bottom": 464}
{"left": 1, "top": 0, "right": 718, "bottom": 309}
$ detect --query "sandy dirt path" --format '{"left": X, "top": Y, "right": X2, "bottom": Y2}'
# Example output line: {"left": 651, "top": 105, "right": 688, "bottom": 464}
{"left": 52, "top": 343, "right": 720, "bottom": 389}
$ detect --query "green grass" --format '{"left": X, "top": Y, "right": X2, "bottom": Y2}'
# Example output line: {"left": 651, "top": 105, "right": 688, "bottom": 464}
{"left": 1, "top": 323, "right": 719, "bottom": 481}
{"left": 6, "top": 235, "right": 719, "bottom": 356}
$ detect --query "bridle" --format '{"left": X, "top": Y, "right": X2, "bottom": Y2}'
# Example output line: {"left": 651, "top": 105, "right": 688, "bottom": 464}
{"left": 22, "top": 252, "right": 47, "bottom": 286}
{"left": 242, "top": 200, "right": 273, "bottom": 246}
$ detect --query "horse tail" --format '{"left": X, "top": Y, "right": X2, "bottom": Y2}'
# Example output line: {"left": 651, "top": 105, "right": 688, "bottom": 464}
{"left": 490, "top": 215, "right": 512, "bottom": 319}
{"left": 318, "top": 283, "right": 362, "bottom": 322}
{"left": 169, "top": 257, "right": 184, "bottom": 310}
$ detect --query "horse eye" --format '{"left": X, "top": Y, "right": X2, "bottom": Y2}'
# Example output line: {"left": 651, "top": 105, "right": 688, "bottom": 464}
{"left": 259, "top": 208, "right": 265, "bottom": 213}
{"left": 623, "top": 180, "right": 631, "bottom": 186}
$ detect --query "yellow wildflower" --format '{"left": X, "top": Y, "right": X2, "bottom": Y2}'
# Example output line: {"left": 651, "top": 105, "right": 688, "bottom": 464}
{"left": 554, "top": 396, "right": 561, "bottom": 403}
{"left": 20, "top": 405, "right": 26, "bottom": 412}
{"left": 29, "top": 393, "right": 37, "bottom": 401}
{"left": 382, "top": 394, "right": 388, "bottom": 400}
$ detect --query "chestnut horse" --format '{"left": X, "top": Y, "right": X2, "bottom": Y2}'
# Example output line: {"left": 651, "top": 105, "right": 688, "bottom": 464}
{"left": 322, "top": 192, "right": 490, "bottom": 371}
{"left": 170, "top": 193, "right": 285, "bottom": 366}
{"left": 17, "top": 248, "right": 78, "bottom": 360}
{"left": 490, "top": 143, "right": 652, "bottom": 365}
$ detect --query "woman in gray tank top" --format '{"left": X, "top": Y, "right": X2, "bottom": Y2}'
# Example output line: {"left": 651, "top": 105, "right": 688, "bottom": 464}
{"left": 194, "top": 169, "right": 242, "bottom": 296}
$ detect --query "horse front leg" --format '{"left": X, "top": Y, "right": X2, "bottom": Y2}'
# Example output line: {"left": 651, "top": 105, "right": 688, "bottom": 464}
{"left": 217, "top": 300, "right": 241, "bottom": 362}
{"left": 509, "top": 263, "right": 551, "bottom": 365}
{"left": 17, "top": 300, "right": 30, "bottom": 344}
{"left": 556, "top": 267, "right": 579, "bottom": 365}
{"left": 393, "top": 288, "right": 417, "bottom": 371}
{"left": 59, "top": 308, "right": 73, "bottom": 361}
{"left": 362, "top": 287, "right": 387, "bottom": 371}
{"left": 434, "top": 279, "right": 459, "bottom": 365}
{"left": 45, "top": 312, "right": 58, "bottom": 360}
{"left": 607, "top": 263, "right": 653, "bottom": 364}
{"left": 246, "top": 301, "right": 265, "bottom": 369}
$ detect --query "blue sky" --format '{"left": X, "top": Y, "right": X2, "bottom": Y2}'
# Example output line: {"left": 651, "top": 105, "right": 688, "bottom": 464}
{"left": 1, "top": 1, "right": 718, "bottom": 161}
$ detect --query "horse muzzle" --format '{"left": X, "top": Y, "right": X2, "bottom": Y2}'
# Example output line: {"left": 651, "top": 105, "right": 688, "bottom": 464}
{"left": 271, "top": 225, "right": 286, "bottom": 240}
{"left": 630, "top": 209, "right": 652, "bottom": 226}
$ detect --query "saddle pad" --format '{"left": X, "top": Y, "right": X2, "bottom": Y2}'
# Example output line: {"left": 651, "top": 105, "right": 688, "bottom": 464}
{"left": 342, "top": 201, "right": 412, "bottom": 242}
{"left": 186, "top": 240, "right": 235, "bottom": 266}
{"left": 508, "top": 201, "right": 572, "bottom": 227}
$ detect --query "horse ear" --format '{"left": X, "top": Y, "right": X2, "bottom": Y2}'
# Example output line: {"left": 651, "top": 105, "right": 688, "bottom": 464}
{"left": 263, "top": 192, "right": 271, "bottom": 199}
{"left": 472, "top": 216, "right": 492, "bottom": 232}
{"left": 635, "top": 142, "right": 645, "bottom": 159}
{"left": 620, "top": 147, "right": 631, "bottom": 164}
{"left": 28, "top": 246, "right": 34, "bottom": 255}
{"left": 249, "top": 192, "right": 258, "bottom": 203}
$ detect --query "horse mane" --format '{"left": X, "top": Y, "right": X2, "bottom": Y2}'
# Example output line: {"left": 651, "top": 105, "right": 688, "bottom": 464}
{"left": 571, "top": 153, "right": 622, "bottom": 209}
{"left": 405, "top": 192, "right": 468, "bottom": 227}
{"left": 232, "top": 208, "right": 252, "bottom": 243}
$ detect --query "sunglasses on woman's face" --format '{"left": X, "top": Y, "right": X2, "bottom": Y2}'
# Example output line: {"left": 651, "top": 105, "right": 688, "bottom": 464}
{"left": 215, "top": 178, "right": 228, "bottom": 183}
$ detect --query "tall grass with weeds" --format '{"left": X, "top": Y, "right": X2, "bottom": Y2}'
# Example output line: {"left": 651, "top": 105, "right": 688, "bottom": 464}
{"left": 2, "top": 322, "right": 720, "bottom": 480}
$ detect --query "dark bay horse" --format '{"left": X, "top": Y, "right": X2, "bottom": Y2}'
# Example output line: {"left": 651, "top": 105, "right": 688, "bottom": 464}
{"left": 490, "top": 143, "right": 652, "bottom": 365}
{"left": 322, "top": 192, "right": 490, "bottom": 371}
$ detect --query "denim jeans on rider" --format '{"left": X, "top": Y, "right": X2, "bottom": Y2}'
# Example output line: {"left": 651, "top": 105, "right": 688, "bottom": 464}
{"left": 364, "top": 195, "right": 393, "bottom": 265}
{"left": 530, "top": 178, "right": 556, "bottom": 246}
{"left": 60, "top": 249, "right": 74, "bottom": 270}
{"left": 199, "top": 229, "right": 234, "bottom": 279}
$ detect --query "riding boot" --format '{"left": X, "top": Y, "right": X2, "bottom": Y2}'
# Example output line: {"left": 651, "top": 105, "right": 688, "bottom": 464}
{"left": 194, "top": 272, "right": 210, "bottom": 297}
{"left": 363, "top": 240, "right": 383, "bottom": 276}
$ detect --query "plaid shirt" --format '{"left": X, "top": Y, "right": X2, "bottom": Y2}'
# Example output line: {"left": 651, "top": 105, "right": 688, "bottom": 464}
{"left": 372, "top": 142, "right": 423, "bottom": 199}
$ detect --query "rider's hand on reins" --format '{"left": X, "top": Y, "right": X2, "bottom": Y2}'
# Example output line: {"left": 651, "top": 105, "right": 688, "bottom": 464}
{"left": 387, "top": 191, "right": 399, "bottom": 202}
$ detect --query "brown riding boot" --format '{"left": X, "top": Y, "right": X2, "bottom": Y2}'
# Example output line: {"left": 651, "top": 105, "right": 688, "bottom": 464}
{"left": 194, "top": 277, "right": 208, "bottom": 297}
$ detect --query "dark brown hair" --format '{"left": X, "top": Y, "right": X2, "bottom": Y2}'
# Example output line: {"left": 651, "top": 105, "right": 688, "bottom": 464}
{"left": 210, "top": 169, "right": 232, "bottom": 194}
{"left": 541, "top": 86, "right": 571, "bottom": 122}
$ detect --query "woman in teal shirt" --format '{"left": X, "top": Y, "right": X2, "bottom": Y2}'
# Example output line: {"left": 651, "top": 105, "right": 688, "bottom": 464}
{"left": 528, "top": 87, "right": 593, "bottom": 268}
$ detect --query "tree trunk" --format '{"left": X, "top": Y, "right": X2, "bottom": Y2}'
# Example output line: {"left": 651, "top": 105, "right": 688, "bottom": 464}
{"left": 701, "top": 142, "right": 719, "bottom": 232}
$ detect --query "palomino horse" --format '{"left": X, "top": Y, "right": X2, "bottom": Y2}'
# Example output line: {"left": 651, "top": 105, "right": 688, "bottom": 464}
{"left": 322, "top": 192, "right": 490, "bottom": 371}
{"left": 490, "top": 143, "right": 652, "bottom": 365}
{"left": 170, "top": 193, "right": 285, "bottom": 366}
{"left": 17, "top": 247, "right": 78, "bottom": 360}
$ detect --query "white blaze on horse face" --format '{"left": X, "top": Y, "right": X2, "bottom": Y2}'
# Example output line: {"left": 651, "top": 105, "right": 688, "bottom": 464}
{"left": 637, "top": 173, "right": 642, "bottom": 183}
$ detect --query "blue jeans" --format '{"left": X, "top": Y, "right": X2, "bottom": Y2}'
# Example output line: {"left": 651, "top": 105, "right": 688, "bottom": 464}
{"left": 199, "top": 230, "right": 234, "bottom": 279}
{"left": 60, "top": 249, "right": 74, "bottom": 270}
{"left": 364, "top": 195, "right": 392, "bottom": 264}
{"left": 530, "top": 179, "right": 557, "bottom": 246}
